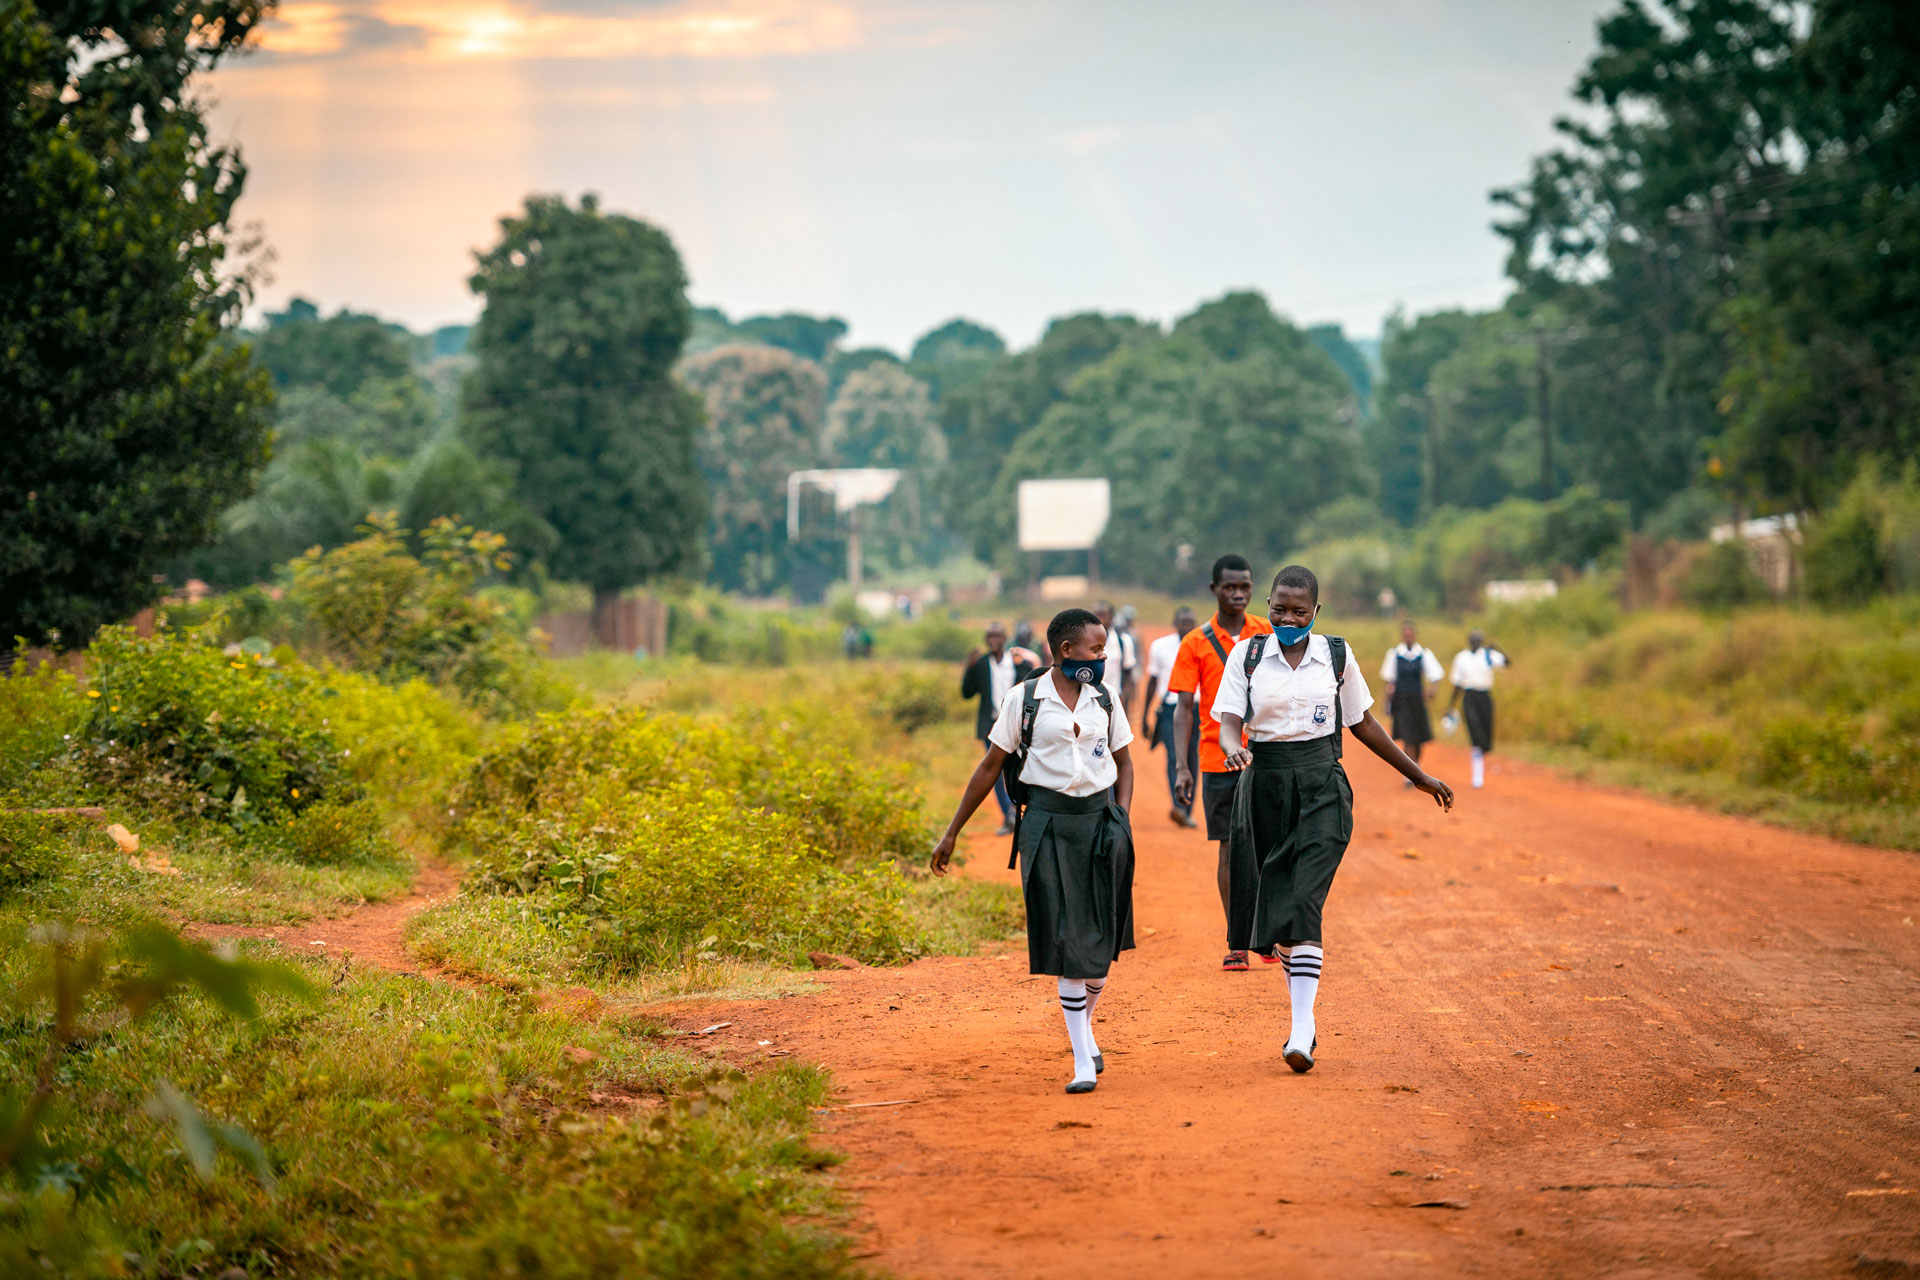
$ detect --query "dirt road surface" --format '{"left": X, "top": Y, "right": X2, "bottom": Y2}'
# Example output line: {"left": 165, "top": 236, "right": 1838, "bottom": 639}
{"left": 691, "top": 712, "right": 1920, "bottom": 1276}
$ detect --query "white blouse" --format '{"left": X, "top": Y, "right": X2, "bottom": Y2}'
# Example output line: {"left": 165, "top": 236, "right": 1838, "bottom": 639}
{"left": 988, "top": 674, "right": 1135, "bottom": 797}
{"left": 1210, "top": 633, "right": 1374, "bottom": 743}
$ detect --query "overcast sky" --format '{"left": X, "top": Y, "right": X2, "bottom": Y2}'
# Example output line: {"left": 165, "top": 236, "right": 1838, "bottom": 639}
{"left": 208, "top": 0, "right": 1614, "bottom": 351}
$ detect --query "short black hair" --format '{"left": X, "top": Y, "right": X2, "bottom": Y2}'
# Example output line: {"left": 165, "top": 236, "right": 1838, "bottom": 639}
{"left": 1172, "top": 605, "right": 1196, "bottom": 623}
{"left": 1270, "top": 564, "right": 1319, "bottom": 603}
{"left": 1211, "top": 553, "right": 1251, "bottom": 584}
{"left": 1047, "top": 607, "right": 1102, "bottom": 656}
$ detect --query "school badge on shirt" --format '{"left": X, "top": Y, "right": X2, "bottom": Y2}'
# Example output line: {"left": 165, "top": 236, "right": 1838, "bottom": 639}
{"left": 1091, "top": 740, "right": 1107, "bottom": 760}
{"left": 1313, "top": 705, "right": 1329, "bottom": 726}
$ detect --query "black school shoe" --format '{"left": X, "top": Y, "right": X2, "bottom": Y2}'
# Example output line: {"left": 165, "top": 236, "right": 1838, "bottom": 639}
{"left": 1066, "top": 1078, "right": 1097, "bottom": 1094}
{"left": 1282, "top": 1036, "right": 1318, "bottom": 1074}
{"left": 1094, "top": 1053, "right": 1104, "bottom": 1074}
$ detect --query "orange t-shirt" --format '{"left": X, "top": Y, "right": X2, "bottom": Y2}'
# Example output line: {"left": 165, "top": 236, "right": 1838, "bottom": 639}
{"left": 1167, "top": 612, "right": 1275, "bottom": 773}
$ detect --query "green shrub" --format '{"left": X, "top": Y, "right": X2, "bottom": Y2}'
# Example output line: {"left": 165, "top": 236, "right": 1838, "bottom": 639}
{"left": 1676, "top": 540, "right": 1769, "bottom": 611}
{"left": 879, "top": 668, "right": 961, "bottom": 733}
{"left": 78, "top": 628, "right": 345, "bottom": 825}
{"left": 268, "top": 798, "right": 392, "bottom": 865}
{"left": 290, "top": 513, "right": 565, "bottom": 713}
{"left": 470, "top": 788, "right": 918, "bottom": 971}
{"left": 0, "top": 811, "right": 72, "bottom": 894}
{"left": 1804, "top": 505, "right": 1884, "bottom": 606}
{"left": 0, "top": 658, "right": 84, "bottom": 798}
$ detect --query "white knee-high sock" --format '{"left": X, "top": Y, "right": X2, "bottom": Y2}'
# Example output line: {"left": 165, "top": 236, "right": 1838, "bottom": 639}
{"left": 1082, "top": 977, "right": 1107, "bottom": 1057}
{"left": 1285, "top": 945, "right": 1323, "bottom": 1050}
{"left": 1470, "top": 747, "right": 1486, "bottom": 788}
{"left": 1057, "top": 978, "right": 1097, "bottom": 1084}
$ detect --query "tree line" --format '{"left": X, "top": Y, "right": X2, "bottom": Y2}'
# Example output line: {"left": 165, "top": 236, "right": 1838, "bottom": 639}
{"left": 9, "top": 0, "right": 1919, "bottom": 649}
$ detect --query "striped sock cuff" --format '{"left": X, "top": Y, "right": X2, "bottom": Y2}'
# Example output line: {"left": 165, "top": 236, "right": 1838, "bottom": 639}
{"left": 1058, "top": 996, "right": 1088, "bottom": 1010}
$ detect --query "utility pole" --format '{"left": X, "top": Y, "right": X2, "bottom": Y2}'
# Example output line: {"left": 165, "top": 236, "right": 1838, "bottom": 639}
{"left": 1534, "top": 326, "right": 1554, "bottom": 501}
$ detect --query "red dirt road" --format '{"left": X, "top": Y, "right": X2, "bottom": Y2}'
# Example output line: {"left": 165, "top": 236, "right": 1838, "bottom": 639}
{"left": 692, "top": 726, "right": 1920, "bottom": 1276}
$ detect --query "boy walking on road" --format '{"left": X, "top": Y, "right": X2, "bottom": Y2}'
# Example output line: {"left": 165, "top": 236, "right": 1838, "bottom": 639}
{"left": 1169, "top": 554, "right": 1274, "bottom": 972}
{"left": 1143, "top": 607, "right": 1199, "bottom": 828}
{"left": 961, "top": 622, "right": 1037, "bottom": 835}
{"left": 932, "top": 608, "right": 1136, "bottom": 1095}
{"left": 1445, "top": 629, "right": 1510, "bottom": 790}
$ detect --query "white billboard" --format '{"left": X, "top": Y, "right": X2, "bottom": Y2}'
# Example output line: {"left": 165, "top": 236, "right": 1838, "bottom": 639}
{"left": 1018, "top": 478, "right": 1110, "bottom": 551}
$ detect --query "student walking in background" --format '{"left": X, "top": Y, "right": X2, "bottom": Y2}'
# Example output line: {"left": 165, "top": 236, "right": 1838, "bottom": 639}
{"left": 932, "top": 608, "right": 1136, "bottom": 1095}
{"left": 1143, "top": 606, "right": 1199, "bottom": 828}
{"left": 1168, "top": 554, "right": 1275, "bottom": 972}
{"left": 961, "top": 622, "right": 1038, "bottom": 836}
{"left": 1215, "top": 566, "right": 1453, "bottom": 1074}
{"left": 1092, "top": 601, "right": 1137, "bottom": 716}
{"left": 1445, "top": 629, "right": 1510, "bottom": 790}
{"left": 1380, "top": 620, "right": 1445, "bottom": 785}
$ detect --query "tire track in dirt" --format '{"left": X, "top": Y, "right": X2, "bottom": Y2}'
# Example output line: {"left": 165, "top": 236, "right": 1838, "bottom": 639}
{"left": 677, "top": 718, "right": 1920, "bottom": 1277}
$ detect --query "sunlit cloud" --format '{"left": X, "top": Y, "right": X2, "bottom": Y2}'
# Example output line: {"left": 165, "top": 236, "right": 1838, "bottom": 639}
{"left": 256, "top": 0, "right": 873, "bottom": 60}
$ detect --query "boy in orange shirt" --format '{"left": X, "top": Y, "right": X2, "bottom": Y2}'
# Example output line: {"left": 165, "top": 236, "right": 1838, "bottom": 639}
{"left": 1169, "top": 554, "right": 1275, "bottom": 971}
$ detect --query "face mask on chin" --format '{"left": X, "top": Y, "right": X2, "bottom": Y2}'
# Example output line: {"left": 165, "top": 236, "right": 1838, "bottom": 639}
{"left": 1269, "top": 611, "right": 1316, "bottom": 646}
{"left": 1059, "top": 657, "right": 1106, "bottom": 686}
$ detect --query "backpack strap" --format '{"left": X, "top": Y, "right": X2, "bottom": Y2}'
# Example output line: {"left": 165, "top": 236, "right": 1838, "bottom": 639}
{"left": 1200, "top": 621, "right": 1230, "bottom": 664}
{"left": 1017, "top": 674, "right": 1043, "bottom": 757}
{"left": 1091, "top": 682, "right": 1116, "bottom": 748}
{"left": 1241, "top": 632, "right": 1269, "bottom": 724}
{"left": 1327, "top": 635, "right": 1348, "bottom": 760}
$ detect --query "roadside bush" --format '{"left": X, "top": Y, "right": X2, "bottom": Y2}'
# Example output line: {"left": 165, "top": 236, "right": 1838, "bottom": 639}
{"left": 469, "top": 788, "right": 918, "bottom": 970}
{"left": 0, "top": 811, "right": 71, "bottom": 894}
{"left": 0, "top": 658, "right": 84, "bottom": 797}
{"left": 1675, "top": 540, "right": 1770, "bottom": 611}
{"left": 879, "top": 669, "right": 961, "bottom": 733}
{"left": 290, "top": 513, "right": 566, "bottom": 713}
{"left": 268, "top": 798, "right": 393, "bottom": 865}
{"left": 78, "top": 628, "right": 344, "bottom": 825}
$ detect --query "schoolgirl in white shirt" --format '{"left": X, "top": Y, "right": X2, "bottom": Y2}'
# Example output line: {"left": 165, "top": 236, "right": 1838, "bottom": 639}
{"left": 932, "top": 608, "right": 1137, "bottom": 1094}
{"left": 1212, "top": 566, "right": 1453, "bottom": 1074}
{"left": 1379, "top": 620, "right": 1446, "bottom": 777}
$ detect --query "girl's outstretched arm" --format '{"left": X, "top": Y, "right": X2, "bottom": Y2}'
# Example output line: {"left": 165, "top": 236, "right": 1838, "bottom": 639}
{"left": 1350, "top": 713, "right": 1454, "bottom": 811}
{"left": 931, "top": 745, "right": 1010, "bottom": 875}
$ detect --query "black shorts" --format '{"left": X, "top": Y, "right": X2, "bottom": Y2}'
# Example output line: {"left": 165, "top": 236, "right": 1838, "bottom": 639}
{"left": 1202, "top": 771, "right": 1240, "bottom": 841}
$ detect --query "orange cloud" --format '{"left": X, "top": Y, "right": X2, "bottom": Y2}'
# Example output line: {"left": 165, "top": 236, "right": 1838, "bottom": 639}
{"left": 258, "top": 0, "right": 865, "bottom": 61}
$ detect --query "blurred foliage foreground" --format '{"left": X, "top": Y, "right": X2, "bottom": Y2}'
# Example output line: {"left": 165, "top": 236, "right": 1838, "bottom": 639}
{"left": 0, "top": 527, "right": 1017, "bottom": 1276}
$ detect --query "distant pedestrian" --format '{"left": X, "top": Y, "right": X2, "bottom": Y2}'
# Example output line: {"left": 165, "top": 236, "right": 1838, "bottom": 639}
{"left": 1091, "top": 601, "right": 1137, "bottom": 715}
{"left": 931, "top": 608, "right": 1136, "bottom": 1095}
{"left": 961, "top": 622, "right": 1038, "bottom": 836}
{"left": 841, "top": 621, "right": 861, "bottom": 661}
{"left": 1445, "top": 630, "right": 1509, "bottom": 789}
{"left": 1215, "top": 565, "right": 1453, "bottom": 1073}
{"left": 1168, "top": 553, "right": 1275, "bottom": 972}
{"left": 1379, "top": 620, "right": 1445, "bottom": 785}
{"left": 1143, "top": 606, "right": 1199, "bottom": 828}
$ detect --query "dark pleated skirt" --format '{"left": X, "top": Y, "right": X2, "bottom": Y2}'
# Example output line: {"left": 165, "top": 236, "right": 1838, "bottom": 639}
{"left": 1462, "top": 688, "right": 1495, "bottom": 751}
{"left": 1226, "top": 737, "right": 1353, "bottom": 951}
{"left": 1014, "top": 786, "right": 1135, "bottom": 979}
{"left": 1389, "top": 688, "right": 1433, "bottom": 745}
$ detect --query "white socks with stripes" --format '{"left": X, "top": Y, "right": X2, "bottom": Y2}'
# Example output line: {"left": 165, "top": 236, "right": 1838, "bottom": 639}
{"left": 1057, "top": 978, "right": 1098, "bottom": 1090}
{"left": 1470, "top": 747, "right": 1486, "bottom": 788}
{"left": 1083, "top": 978, "right": 1107, "bottom": 1062}
{"left": 1284, "top": 944, "right": 1323, "bottom": 1053}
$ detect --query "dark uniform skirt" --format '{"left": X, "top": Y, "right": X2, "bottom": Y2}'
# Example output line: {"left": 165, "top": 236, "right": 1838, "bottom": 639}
{"left": 1225, "top": 737, "right": 1353, "bottom": 952}
{"left": 1389, "top": 687, "right": 1433, "bottom": 746}
{"left": 1014, "top": 786, "right": 1135, "bottom": 979}
{"left": 1462, "top": 688, "right": 1495, "bottom": 751}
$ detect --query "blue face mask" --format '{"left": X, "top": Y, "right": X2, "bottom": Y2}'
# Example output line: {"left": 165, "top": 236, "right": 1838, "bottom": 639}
{"left": 1269, "top": 612, "right": 1316, "bottom": 646}
{"left": 1059, "top": 657, "right": 1106, "bottom": 686}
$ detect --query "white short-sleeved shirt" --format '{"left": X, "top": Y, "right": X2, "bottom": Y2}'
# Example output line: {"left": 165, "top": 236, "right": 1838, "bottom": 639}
{"left": 1210, "top": 633, "right": 1374, "bottom": 742}
{"left": 988, "top": 673, "right": 1135, "bottom": 797}
{"left": 1099, "top": 631, "right": 1136, "bottom": 706}
{"left": 1146, "top": 632, "right": 1182, "bottom": 705}
{"left": 1449, "top": 646, "right": 1508, "bottom": 691}
{"left": 1380, "top": 643, "right": 1445, "bottom": 686}
{"left": 987, "top": 651, "right": 1017, "bottom": 709}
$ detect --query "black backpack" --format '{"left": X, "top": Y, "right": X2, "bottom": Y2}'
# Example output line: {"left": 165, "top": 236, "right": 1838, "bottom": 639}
{"left": 1239, "top": 634, "right": 1348, "bottom": 758}
{"left": 1000, "top": 673, "right": 1116, "bottom": 866}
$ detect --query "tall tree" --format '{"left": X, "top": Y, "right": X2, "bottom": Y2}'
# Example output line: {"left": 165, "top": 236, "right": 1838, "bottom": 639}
{"left": 2, "top": 0, "right": 274, "bottom": 647}
{"left": 460, "top": 194, "right": 705, "bottom": 634}
{"left": 680, "top": 344, "right": 826, "bottom": 595}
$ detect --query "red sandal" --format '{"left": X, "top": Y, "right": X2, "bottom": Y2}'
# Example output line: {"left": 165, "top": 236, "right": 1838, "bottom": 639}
{"left": 1221, "top": 950, "right": 1250, "bottom": 971}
